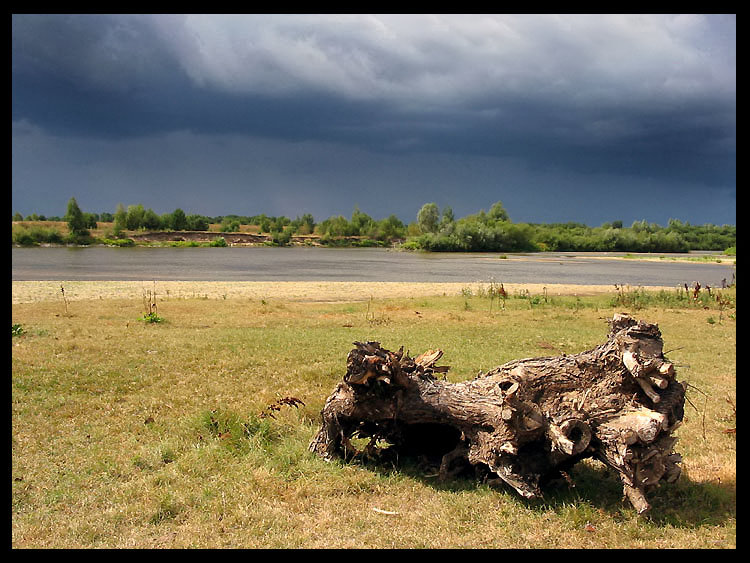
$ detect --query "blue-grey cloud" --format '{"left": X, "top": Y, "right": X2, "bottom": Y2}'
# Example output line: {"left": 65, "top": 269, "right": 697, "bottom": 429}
{"left": 11, "top": 14, "right": 736, "bottom": 225}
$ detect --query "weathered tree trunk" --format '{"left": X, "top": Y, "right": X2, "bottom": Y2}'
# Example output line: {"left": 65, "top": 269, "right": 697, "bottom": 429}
{"left": 309, "top": 314, "right": 686, "bottom": 514}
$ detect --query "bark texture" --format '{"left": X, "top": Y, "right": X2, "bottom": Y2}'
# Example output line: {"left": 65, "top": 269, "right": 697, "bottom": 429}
{"left": 309, "top": 314, "right": 686, "bottom": 514}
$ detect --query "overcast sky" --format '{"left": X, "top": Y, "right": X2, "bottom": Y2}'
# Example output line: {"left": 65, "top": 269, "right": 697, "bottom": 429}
{"left": 11, "top": 14, "right": 736, "bottom": 226}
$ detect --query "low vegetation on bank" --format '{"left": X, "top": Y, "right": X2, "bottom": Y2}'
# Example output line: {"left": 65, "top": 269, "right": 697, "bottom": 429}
{"left": 11, "top": 282, "right": 735, "bottom": 548}
{"left": 13, "top": 198, "right": 736, "bottom": 254}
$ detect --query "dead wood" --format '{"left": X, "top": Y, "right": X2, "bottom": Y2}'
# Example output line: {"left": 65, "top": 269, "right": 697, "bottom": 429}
{"left": 309, "top": 313, "right": 686, "bottom": 514}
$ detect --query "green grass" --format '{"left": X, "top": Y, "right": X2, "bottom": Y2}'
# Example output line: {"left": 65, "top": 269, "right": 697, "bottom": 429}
{"left": 11, "top": 286, "right": 736, "bottom": 548}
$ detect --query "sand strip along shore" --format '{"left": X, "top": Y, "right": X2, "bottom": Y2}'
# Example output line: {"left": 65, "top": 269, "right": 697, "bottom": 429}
{"left": 11, "top": 280, "right": 677, "bottom": 305}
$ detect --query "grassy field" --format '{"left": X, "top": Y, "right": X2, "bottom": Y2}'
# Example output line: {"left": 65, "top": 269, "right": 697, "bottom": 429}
{"left": 11, "top": 281, "right": 736, "bottom": 548}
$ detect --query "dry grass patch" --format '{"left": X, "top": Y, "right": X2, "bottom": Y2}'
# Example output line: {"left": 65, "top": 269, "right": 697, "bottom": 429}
{"left": 11, "top": 283, "right": 735, "bottom": 548}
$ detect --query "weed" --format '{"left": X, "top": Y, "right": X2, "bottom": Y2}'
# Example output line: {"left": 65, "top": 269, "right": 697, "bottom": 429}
{"left": 609, "top": 284, "right": 735, "bottom": 311}
{"left": 366, "top": 296, "right": 391, "bottom": 325}
{"left": 12, "top": 323, "right": 24, "bottom": 337}
{"left": 160, "top": 446, "right": 177, "bottom": 465}
{"left": 132, "top": 455, "right": 153, "bottom": 471}
{"left": 196, "top": 408, "right": 280, "bottom": 456}
{"left": 142, "top": 281, "right": 164, "bottom": 323}
{"left": 259, "top": 396, "right": 306, "bottom": 419}
{"left": 486, "top": 278, "right": 507, "bottom": 314}
{"left": 515, "top": 288, "right": 546, "bottom": 308}
{"left": 149, "top": 494, "right": 181, "bottom": 525}
{"left": 142, "top": 312, "right": 164, "bottom": 324}
{"left": 715, "top": 291, "right": 734, "bottom": 323}
{"left": 60, "top": 283, "right": 69, "bottom": 315}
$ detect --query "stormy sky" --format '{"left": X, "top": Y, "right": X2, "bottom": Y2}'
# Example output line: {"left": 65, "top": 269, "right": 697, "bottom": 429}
{"left": 11, "top": 14, "right": 736, "bottom": 226}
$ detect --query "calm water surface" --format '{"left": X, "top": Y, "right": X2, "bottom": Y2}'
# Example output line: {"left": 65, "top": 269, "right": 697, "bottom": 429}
{"left": 11, "top": 246, "right": 734, "bottom": 287}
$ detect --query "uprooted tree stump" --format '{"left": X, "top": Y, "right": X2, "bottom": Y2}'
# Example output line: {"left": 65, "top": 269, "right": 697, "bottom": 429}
{"left": 309, "top": 314, "right": 686, "bottom": 514}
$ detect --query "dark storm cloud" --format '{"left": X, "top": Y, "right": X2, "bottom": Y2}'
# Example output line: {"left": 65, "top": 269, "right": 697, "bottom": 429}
{"left": 11, "top": 14, "right": 735, "bottom": 224}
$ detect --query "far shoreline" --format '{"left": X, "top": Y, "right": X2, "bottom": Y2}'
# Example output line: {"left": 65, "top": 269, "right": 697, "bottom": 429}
{"left": 12, "top": 240, "right": 736, "bottom": 266}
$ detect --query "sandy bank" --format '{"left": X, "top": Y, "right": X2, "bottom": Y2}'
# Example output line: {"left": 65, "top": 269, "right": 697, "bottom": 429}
{"left": 11, "top": 280, "right": 671, "bottom": 305}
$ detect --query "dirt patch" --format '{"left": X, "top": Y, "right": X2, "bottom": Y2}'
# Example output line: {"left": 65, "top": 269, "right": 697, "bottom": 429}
{"left": 128, "top": 231, "right": 271, "bottom": 244}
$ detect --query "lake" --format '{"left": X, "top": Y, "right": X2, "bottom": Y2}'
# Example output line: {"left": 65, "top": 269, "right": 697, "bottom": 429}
{"left": 11, "top": 246, "right": 735, "bottom": 288}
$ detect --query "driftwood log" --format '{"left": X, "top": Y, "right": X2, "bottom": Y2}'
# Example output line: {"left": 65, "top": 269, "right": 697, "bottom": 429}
{"left": 309, "top": 314, "right": 686, "bottom": 514}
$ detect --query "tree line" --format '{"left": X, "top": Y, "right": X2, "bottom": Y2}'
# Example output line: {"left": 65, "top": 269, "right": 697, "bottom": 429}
{"left": 408, "top": 202, "right": 734, "bottom": 253}
{"left": 12, "top": 198, "right": 736, "bottom": 253}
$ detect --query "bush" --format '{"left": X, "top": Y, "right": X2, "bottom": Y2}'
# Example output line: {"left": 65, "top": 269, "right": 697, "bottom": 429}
{"left": 186, "top": 215, "right": 210, "bottom": 231}
{"left": 12, "top": 224, "right": 65, "bottom": 245}
{"left": 210, "top": 237, "right": 228, "bottom": 247}
{"left": 220, "top": 219, "right": 241, "bottom": 233}
{"left": 99, "top": 237, "right": 135, "bottom": 247}
{"left": 12, "top": 227, "right": 36, "bottom": 246}
{"left": 65, "top": 232, "right": 94, "bottom": 245}
{"left": 271, "top": 230, "right": 291, "bottom": 246}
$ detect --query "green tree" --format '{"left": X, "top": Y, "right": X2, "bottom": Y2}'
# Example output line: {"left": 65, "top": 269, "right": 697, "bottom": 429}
{"left": 291, "top": 213, "right": 316, "bottom": 235}
{"left": 439, "top": 206, "right": 455, "bottom": 235}
{"left": 171, "top": 208, "right": 187, "bottom": 231}
{"left": 12, "top": 212, "right": 23, "bottom": 221}
{"left": 220, "top": 217, "right": 241, "bottom": 232}
{"left": 377, "top": 214, "right": 406, "bottom": 240}
{"left": 125, "top": 204, "right": 145, "bottom": 230}
{"left": 187, "top": 214, "right": 210, "bottom": 231}
{"left": 142, "top": 208, "right": 162, "bottom": 230}
{"left": 351, "top": 206, "right": 375, "bottom": 236}
{"left": 113, "top": 203, "right": 127, "bottom": 236}
{"left": 318, "top": 215, "right": 356, "bottom": 237}
{"left": 487, "top": 201, "right": 509, "bottom": 222}
{"left": 271, "top": 216, "right": 291, "bottom": 232}
{"left": 160, "top": 213, "right": 174, "bottom": 230}
{"left": 441, "top": 206, "right": 455, "bottom": 225}
{"left": 83, "top": 212, "right": 98, "bottom": 229}
{"left": 258, "top": 216, "right": 271, "bottom": 233}
{"left": 417, "top": 202, "right": 440, "bottom": 234}
{"left": 65, "top": 197, "right": 89, "bottom": 236}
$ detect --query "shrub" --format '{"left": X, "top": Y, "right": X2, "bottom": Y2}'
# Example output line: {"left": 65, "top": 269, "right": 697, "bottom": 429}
{"left": 65, "top": 232, "right": 94, "bottom": 245}
{"left": 99, "top": 237, "right": 135, "bottom": 247}
{"left": 12, "top": 224, "right": 65, "bottom": 245}
{"left": 186, "top": 214, "right": 210, "bottom": 231}
{"left": 12, "top": 227, "right": 36, "bottom": 246}
{"left": 271, "top": 230, "right": 291, "bottom": 246}
{"left": 220, "top": 218, "right": 241, "bottom": 233}
{"left": 142, "top": 311, "right": 163, "bottom": 324}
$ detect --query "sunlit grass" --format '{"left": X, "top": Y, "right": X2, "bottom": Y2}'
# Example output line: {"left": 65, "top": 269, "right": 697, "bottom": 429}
{"left": 11, "top": 284, "right": 735, "bottom": 548}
